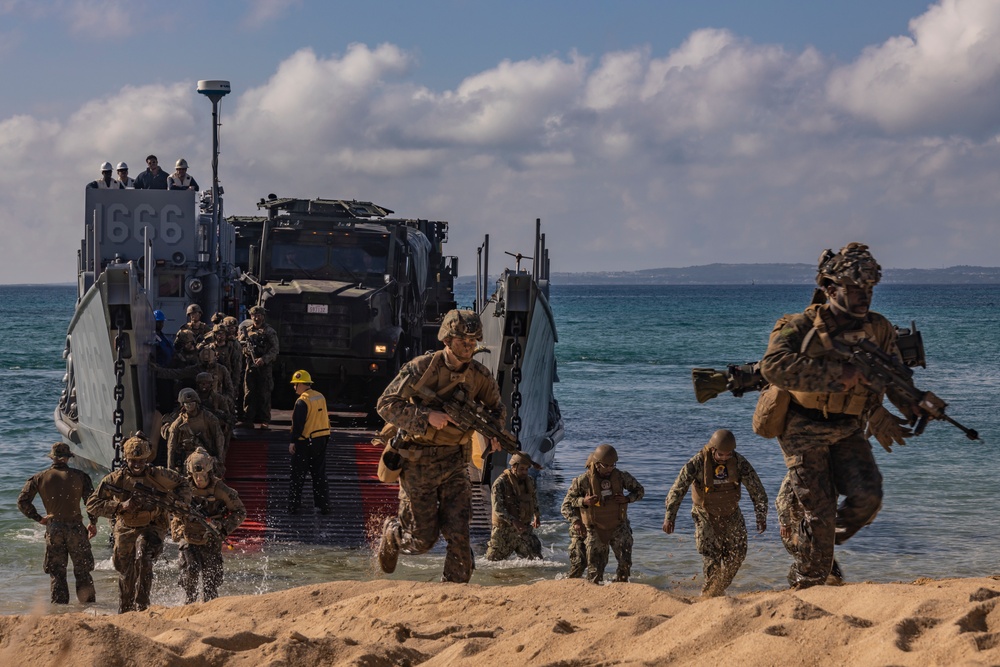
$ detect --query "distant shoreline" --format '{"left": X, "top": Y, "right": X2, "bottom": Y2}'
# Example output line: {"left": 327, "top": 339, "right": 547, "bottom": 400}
{"left": 459, "top": 263, "right": 1000, "bottom": 285}
{"left": 8, "top": 263, "right": 1000, "bottom": 287}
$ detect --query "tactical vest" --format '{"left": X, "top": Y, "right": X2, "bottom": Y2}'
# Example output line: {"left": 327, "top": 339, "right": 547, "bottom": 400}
{"left": 690, "top": 447, "right": 741, "bottom": 518}
{"left": 787, "top": 305, "right": 889, "bottom": 417}
{"left": 405, "top": 350, "right": 486, "bottom": 447}
{"left": 580, "top": 469, "right": 626, "bottom": 541}
{"left": 179, "top": 480, "right": 238, "bottom": 545}
{"left": 110, "top": 467, "right": 182, "bottom": 528}
{"left": 168, "top": 174, "right": 195, "bottom": 189}
{"left": 297, "top": 388, "right": 331, "bottom": 439}
{"left": 491, "top": 468, "right": 536, "bottom": 525}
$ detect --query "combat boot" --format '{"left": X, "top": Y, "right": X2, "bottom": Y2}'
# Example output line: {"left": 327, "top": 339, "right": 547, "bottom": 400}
{"left": 377, "top": 517, "right": 400, "bottom": 573}
{"left": 826, "top": 559, "right": 845, "bottom": 586}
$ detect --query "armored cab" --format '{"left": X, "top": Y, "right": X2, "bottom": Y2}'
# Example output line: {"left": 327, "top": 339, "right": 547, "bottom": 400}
{"left": 230, "top": 196, "right": 457, "bottom": 412}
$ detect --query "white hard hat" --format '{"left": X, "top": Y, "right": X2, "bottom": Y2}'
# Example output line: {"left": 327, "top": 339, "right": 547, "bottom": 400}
{"left": 100, "top": 161, "right": 113, "bottom": 172}
{"left": 116, "top": 162, "right": 128, "bottom": 170}
{"left": 175, "top": 158, "right": 188, "bottom": 169}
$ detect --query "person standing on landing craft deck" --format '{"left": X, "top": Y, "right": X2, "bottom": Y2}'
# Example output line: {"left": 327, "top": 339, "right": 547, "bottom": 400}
{"left": 134, "top": 155, "right": 168, "bottom": 189}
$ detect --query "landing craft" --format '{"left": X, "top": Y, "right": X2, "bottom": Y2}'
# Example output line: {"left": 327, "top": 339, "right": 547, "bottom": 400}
{"left": 53, "top": 79, "right": 562, "bottom": 544}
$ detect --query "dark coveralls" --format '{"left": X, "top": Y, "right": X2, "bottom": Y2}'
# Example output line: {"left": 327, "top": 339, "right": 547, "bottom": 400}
{"left": 289, "top": 388, "right": 331, "bottom": 513}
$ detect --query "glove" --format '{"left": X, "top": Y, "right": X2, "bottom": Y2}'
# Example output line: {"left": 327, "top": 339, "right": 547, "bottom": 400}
{"left": 866, "top": 405, "right": 913, "bottom": 452}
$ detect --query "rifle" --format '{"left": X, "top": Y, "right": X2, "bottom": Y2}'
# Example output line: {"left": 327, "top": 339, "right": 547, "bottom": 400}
{"left": 832, "top": 337, "right": 978, "bottom": 441}
{"left": 104, "top": 481, "right": 221, "bottom": 539}
{"left": 411, "top": 385, "right": 521, "bottom": 455}
{"left": 690, "top": 324, "right": 979, "bottom": 441}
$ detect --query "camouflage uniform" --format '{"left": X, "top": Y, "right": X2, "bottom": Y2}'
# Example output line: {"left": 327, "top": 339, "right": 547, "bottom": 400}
{"left": 179, "top": 319, "right": 209, "bottom": 343}
{"left": 485, "top": 468, "right": 542, "bottom": 561}
{"left": 760, "top": 301, "right": 900, "bottom": 588}
{"left": 775, "top": 473, "right": 804, "bottom": 558}
{"left": 17, "top": 448, "right": 98, "bottom": 604}
{"left": 87, "top": 465, "right": 191, "bottom": 613}
{"left": 377, "top": 348, "right": 504, "bottom": 583}
{"left": 239, "top": 320, "right": 279, "bottom": 426}
{"left": 166, "top": 407, "right": 227, "bottom": 472}
{"left": 664, "top": 447, "right": 768, "bottom": 596}
{"left": 559, "top": 492, "right": 588, "bottom": 578}
{"left": 172, "top": 473, "right": 246, "bottom": 604}
{"left": 562, "top": 466, "right": 644, "bottom": 583}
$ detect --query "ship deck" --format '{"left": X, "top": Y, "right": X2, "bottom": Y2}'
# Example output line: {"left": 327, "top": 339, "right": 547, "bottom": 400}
{"left": 223, "top": 411, "right": 491, "bottom": 547}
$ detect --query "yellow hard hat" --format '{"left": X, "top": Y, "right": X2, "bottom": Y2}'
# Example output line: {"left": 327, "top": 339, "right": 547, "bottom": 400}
{"left": 290, "top": 369, "right": 313, "bottom": 384}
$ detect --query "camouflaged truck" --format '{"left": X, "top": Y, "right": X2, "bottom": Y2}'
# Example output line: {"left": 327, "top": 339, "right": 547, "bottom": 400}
{"left": 229, "top": 196, "right": 457, "bottom": 413}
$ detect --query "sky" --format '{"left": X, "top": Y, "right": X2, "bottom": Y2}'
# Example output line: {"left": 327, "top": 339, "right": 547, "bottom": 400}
{"left": 2, "top": 0, "right": 999, "bottom": 283}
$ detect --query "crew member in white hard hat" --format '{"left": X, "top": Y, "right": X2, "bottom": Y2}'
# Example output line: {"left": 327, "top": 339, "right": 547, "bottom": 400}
{"left": 87, "top": 161, "right": 122, "bottom": 189}
{"left": 167, "top": 158, "right": 199, "bottom": 191}
{"left": 115, "top": 162, "right": 135, "bottom": 188}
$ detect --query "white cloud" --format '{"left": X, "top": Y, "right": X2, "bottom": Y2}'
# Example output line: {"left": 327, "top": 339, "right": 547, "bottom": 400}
{"left": 827, "top": 0, "right": 1000, "bottom": 136}
{"left": 3, "top": 3, "right": 1000, "bottom": 284}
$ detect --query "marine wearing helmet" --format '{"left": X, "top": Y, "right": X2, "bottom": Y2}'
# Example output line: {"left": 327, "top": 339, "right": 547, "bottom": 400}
{"left": 816, "top": 242, "right": 881, "bottom": 289}
{"left": 815, "top": 242, "right": 881, "bottom": 319}
{"left": 437, "top": 309, "right": 483, "bottom": 343}
{"left": 122, "top": 432, "right": 152, "bottom": 463}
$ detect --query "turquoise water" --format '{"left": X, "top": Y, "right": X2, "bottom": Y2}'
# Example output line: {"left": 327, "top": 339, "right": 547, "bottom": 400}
{"left": 1, "top": 282, "right": 997, "bottom": 614}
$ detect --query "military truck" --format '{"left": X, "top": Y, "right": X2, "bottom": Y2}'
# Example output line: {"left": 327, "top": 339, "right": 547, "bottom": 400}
{"left": 229, "top": 196, "right": 457, "bottom": 411}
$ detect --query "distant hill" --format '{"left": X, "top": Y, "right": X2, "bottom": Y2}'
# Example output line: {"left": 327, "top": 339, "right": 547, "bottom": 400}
{"left": 456, "top": 263, "right": 1000, "bottom": 285}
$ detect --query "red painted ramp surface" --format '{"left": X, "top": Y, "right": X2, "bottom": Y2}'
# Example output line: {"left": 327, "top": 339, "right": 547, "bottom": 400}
{"left": 224, "top": 421, "right": 400, "bottom": 546}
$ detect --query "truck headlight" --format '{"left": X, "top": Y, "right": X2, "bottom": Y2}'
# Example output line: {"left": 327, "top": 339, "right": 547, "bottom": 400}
{"left": 374, "top": 343, "right": 388, "bottom": 355}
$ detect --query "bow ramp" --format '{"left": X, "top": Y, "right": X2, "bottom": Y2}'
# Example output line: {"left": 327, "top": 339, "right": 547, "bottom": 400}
{"left": 224, "top": 412, "right": 491, "bottom": 547}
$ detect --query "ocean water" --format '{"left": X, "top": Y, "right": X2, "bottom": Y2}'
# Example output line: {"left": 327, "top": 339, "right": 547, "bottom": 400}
{"left": 0, "top": 282, "right": 997, "bottom": 615}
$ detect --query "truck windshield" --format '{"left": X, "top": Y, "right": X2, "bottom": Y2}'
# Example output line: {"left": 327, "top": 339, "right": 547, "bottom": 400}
{"left": 270, "top": 241, "right": 387, "bottom": 284}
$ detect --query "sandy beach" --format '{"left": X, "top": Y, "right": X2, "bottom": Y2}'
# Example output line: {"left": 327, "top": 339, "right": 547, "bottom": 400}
{"left": 3, "top": 576, "right": 1000, "bottom": 666}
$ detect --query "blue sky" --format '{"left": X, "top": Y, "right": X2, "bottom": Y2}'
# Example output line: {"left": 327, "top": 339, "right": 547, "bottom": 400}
{"left": 2, "top": 0, "right": 998, "bottom": 282}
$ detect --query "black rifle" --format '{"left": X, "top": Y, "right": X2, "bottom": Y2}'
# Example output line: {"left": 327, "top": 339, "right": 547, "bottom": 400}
{"left": 105, "top": 481, "right": 221, "bottom": 539}
{"left": 691, "top": 336, "right": 979, "bottom": 441}
{"left": 411, "top": 385, "right": 521, "bottom": 455}
{"left": 833, "top": 337, "right": 978, "bottom": 441}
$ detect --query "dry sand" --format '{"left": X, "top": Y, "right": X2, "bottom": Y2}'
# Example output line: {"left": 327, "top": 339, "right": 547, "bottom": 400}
{"left": 3, "top": 576, "right": 1000, "bottom": 666}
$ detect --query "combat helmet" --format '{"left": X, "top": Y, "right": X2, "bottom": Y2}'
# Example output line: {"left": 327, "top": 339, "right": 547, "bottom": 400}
{"left": 122, "top": 432, "right": 152, "bottom": 462}
{"left": 707, "top": 429, "right": 737, "bottom": 453}
{"left": 248, "top": 305, "right": 266, "bottom": 316}
{"left": 591, "top": 444, "right": 618, "bottom": 466}
{"left": 222, "top": 316, "right": 238, "bottom": 327}
{"left": 198, "top": 346, "right": 217, "bottom": 363}
{"left": 178, "top": 387, "right": 200, "bottom": 404}
{"left": 186, "top": 303, "right": 203, "bottom": 315}
{"left": 437, "top": 309, "right": 483, "bottom": 343}
{"left": 185, "top": 447, "right": 215, "bottom": 476}
{"left": 195, "top": 372, "right": 214, "bottom": 388}
{"left": 816, "top": 242, "right": 881, "bottom": 289}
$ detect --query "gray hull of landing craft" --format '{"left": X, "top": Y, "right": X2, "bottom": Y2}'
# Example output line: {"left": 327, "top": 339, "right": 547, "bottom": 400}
{"left": 478, "top": 269, "right": 563, "bottom": 473}
{"left": 54, "top": 264, "right": 156, "bottom": 470}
